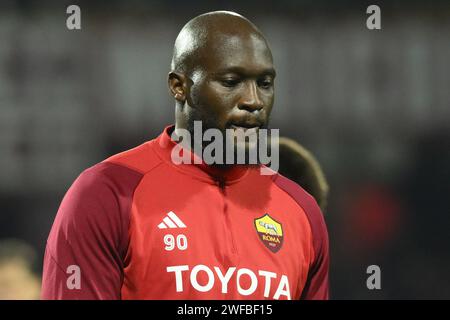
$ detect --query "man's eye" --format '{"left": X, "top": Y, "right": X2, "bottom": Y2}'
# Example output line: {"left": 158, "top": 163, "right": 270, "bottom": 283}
{"left": 259, "top": 79, "right": 273, "bottom": 89}
{"left": 221, "top": 79, "right": 240, "bottom": 87}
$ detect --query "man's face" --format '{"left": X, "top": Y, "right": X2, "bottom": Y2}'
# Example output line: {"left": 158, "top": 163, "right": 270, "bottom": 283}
{"left": 186, "top": 33, "right": 275, "bottom": 152}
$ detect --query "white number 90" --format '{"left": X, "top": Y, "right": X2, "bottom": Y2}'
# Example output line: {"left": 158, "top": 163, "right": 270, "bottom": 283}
{"left": 164, "top": 234, "right": 188, "bottom": 251}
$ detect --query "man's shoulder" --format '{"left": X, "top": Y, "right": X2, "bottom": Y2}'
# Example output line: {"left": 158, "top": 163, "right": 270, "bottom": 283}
{"left": 102, "top": 138, "right": 163, "bottom": 175}
{"left": 271, "top": 172, "right": 318, "bottom": 210}
{"left": 70, "top": 138, "right": 163, "bottom": 196}
{"left": 271, "top": 172, "right": 326, "bottom": 235}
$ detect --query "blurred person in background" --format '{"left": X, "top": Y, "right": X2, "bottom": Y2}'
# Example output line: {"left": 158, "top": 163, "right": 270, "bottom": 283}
{"left": 278, "top": 137, "right": 329, "bottom": 213}
{"left": 0, "top": 239, "right": 41, "bottom": 300}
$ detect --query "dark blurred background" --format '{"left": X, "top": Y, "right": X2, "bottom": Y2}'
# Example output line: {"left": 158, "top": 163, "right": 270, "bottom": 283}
{"left": 1, "top": 0, "right": 449, "bottom": 299}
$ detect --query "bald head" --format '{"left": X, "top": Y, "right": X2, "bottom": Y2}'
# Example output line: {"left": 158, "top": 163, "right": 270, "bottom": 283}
{"left": 171, "top": 11, "right": 272, "bottom": 76}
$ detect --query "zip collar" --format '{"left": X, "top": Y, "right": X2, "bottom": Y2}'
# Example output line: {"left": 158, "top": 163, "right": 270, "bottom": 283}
{"left": 152, "top": 125, "right": 258, "bottom": 185}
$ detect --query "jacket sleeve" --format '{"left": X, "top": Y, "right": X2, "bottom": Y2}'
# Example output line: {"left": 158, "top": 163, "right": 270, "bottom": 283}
{"left": 41, "top": 162, "right": 142, "bottom": 300}
{"left": 272, "top": 173, "right": 330, "bottom": 300}
{"left": 300, "top": 209, "right": 330, "bottom": 300}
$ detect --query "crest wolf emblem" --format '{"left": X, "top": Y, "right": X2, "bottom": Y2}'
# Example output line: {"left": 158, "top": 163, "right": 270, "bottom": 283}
{"left": 254, "top": 214, "right": 284, "bottom": 253}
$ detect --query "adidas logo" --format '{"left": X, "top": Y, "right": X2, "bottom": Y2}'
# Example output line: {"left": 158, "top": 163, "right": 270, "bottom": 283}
{"left": 158, "top": 211, "right": 187, "bottom": 229}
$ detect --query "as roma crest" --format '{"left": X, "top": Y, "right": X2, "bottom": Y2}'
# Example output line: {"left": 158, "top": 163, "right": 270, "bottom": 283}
{"left": 254, "top": 214, "right": 284, "bottom": 253}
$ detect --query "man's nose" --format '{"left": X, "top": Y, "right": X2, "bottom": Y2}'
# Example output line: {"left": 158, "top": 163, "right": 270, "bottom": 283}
{"left": 238, "top": 81, "right": 263, "bottom": 112}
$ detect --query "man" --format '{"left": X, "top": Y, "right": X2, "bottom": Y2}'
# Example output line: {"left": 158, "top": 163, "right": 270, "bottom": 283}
{"left": 278, "top": 137, "right": 329, "bottom": 213}
{"left": 0, "top": 239, "right": 41, "bottom": 300}
{"left": 42, "top": 11, "right": 329, "bottom": 300}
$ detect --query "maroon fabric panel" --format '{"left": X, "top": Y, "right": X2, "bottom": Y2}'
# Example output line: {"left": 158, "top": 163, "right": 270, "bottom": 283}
{"left": 273, "top": 174, "right": 330, "bottom": 300}
{"left": 41, "top": 162, "right": 143, "bottom": 300}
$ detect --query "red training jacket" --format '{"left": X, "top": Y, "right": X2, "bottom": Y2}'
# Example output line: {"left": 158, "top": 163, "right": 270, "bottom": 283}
{"left": 41, "top": 125, "right": 329, "bottom": 300}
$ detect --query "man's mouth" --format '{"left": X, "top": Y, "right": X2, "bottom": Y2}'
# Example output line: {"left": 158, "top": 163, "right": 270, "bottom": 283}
{"left": 229, "top": 124, "right": 260, "bottom": 132}
{"left": 228, "top": 120, "right": 263, "bottom": 132}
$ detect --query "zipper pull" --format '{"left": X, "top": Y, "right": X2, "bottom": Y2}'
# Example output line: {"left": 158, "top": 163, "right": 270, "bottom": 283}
{"left": 216, "top": 178, "right": 226, "bottom": 189}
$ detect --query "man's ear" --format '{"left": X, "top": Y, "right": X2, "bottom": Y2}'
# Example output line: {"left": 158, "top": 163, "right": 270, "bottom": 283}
{"left": 168, "top": 71, "right": 188, "bottom": 103}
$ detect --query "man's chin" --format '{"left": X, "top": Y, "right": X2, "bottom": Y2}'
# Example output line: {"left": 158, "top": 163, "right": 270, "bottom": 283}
{"left": 228, "top": 141, "right": 261, "bottom": 165}
{"left": 235, "top": 140, "right": 258, "bottom": 151}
